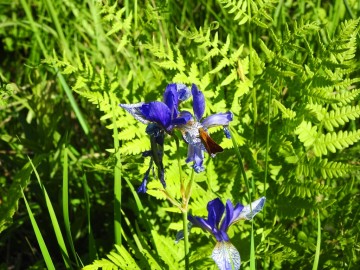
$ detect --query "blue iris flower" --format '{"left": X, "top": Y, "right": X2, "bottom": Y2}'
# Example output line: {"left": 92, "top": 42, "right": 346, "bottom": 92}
{"left": 173, "top": 84, "right": 233, "bottom": 173}
{"left": 188, "top": 197, "right": 266, "bottom": 270}
{"left": 120, "top": 83, "right": 191, "bottom": 193}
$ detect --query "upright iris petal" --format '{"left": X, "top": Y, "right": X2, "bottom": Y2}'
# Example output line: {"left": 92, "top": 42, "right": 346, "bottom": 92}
{"left": 174, "top": 84, "right": 233, "bottom": 172}
{"left": 187, "top": 197, "right": 266, "bottom": 270}
{"left": 191, "top": 84, "right": 205, "bottom": 121}
{"left": 163, "top": 83, "right": 179, "bottom": 119}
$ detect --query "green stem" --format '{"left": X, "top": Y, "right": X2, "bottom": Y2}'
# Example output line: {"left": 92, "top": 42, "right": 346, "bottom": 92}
{"left": 112, "top": 99, "right": 122, "bottom": 246}
{"left": 247, "top": 0, "right": 256, "bottom": 128}
{"left": 183, "top": 210, "right": 190, "bottom": 270}
{"left": 174, "top": 134, "right": 184, "bottom": 188}
{"left": 229, "top": 127, "right": 252, "bottom": 203}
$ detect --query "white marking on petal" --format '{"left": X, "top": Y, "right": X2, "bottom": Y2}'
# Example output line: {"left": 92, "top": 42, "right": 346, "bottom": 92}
{"left": 179, "top": 120, "right": 203, "bottom": 145}
{"left": 235, "top": 197, "right": 266, "bottom": 222}
{"left": 211, "top": 241, "right": 241, "bottom": 270}
{"left": 119, "top": 102, "right": 150, "bottom": 124}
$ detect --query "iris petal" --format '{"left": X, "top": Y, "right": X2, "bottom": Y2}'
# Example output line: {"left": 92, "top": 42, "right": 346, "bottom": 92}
{"left": 119, "top": 102, "right": 150, "bottom": 124}
{"left": 231, "top": 197, "right": 266, "bottom": 224}
{"left": 188, "top": 216, "right": 213, "bottom": 234}
{"left": 220, "top": 200, "right": 234, "bottom": 232}
{"left": 139, "top": 101, "right": 172, "bottom": 129}
{"left": 177, "top": 83, "right": 191, "bottom": 101}
{"left": 172, "top": 111, "right": 193, "bottom": 126}
{"left": 207, "top": 198, "right": 225, "bottom": 230}
{"left": 211, "top": 241, "right": 241, "bottom": 270}
{"left": 191, "top": 84, "right": 205, "bottom": 121}
{"left": 137, "top": 159, "right": 153, "bottom": 193}
{"left": 163, "top": 83, "right": 179, "bottom": 119}
{"left": 201, "top": 111, "right": 233, "bottom": 129}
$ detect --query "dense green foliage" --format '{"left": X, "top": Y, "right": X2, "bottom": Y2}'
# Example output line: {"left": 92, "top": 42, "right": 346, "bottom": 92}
{"left": 1, "top": 0, "right": 359, "bottom": 269}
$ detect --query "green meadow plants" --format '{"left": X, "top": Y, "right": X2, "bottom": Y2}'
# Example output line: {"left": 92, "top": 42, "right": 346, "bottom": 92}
{"left": 0, "top": 0, "right": 359, "bottom": 269}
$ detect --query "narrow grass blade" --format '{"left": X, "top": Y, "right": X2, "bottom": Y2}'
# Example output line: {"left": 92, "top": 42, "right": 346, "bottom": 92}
{"left": 20, "top": 0, "right": 90, "bottom": 136}
{"left": 112, "top": 98, "right": 122, "bottom": 246}
{"left": 82, "top": 174, "right": 98, "bottom": 262}
{"left": 28, "top": 157, "right": 72, "bottom": 269}
{"left": 62, "top": 147, "right": 79, "bottom": 266}
{"left": 312, "top": 209, "right": 321, "bottom": 270}
{"left": 250, "top": 222, "right": 255, "bottom": 270}
{"left": 22, "top": 188, "right": 55, "bottom": 270}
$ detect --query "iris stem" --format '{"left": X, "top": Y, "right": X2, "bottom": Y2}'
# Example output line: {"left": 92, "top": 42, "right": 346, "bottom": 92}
{"left": 183, "top": 210, "right": 190, "bottom": 270}
{"left": 173, "top": 134, "right": 184, "bottom": 195}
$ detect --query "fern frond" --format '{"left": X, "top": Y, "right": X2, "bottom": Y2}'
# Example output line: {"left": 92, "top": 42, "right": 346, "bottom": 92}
{"left": 323, "top": 105, "right": 360, "bottom": 131}
{"left": 120, "top": 138, "right": 150, "bottom": 156}
{"left": 295, "top": 121, "right": 317, "bottom": 147}
{"left": 272, "top": 99, "right": 296, "bottom": 119}
{"left": 296, "top": 158, "right": 355, "bottom": 179}
{"left": 314, "top": 129, "right": 360, "bottom": 156}
{"left": 83, "top": 245, "right": 141, "bottom": 270}
{"left": 278, "top": 180, "right": 328, "bottom": 198}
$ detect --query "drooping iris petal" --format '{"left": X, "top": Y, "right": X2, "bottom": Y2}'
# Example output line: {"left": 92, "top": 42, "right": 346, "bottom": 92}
{"left": 177, "top": 83, "right": 191, "bottom": 101}
{"left": 137, "top": 159, "right": 153, "bottom": 193}
{"left": 185, "top": 143, "right": 205, "bottom": 173}
{"left": 223, "top": 126, "right": 231, "bottom": 139}
{"left": 188, "top": 215, "right": 213, "bottom": 234}
{"left": 146, "top": 123, "right": 164, "bottom": 145}
{"left": 191, "top": 84, "right": 205, "bottom": 121}
{"left": 139, "top": 101, "right": 172, "bottom": 129}
{"left": 172, "top": 111, "right": 193, "bottom": 126}
{"left": 202, "top": 111, "right": 233, "bottom": 129}
{"left": 231, "top": 197, "right": 266, "bottom": 224}
{"left": 212, "top": 241, "right": 241, "bottom": 270}
{"left": 163, "top": 83, "right": 179, "bottom": 119}
{"left": 119, "top": 102, "right": 150, "bottom": 124}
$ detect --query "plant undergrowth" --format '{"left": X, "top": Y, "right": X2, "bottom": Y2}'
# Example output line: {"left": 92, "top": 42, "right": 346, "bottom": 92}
{"left": 0, "top": 0, "right": 359, "bottom": 269}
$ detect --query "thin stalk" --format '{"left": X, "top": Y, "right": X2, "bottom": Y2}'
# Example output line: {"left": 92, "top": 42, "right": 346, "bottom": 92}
{"left": 174, "top": 134, "right": 184, "bottom": 195}
{"left": 262, "top": 84, "right": 273, "bottom": 270}
{"left": 62, "top": 147, "right": 79, "bottom": 266}
{"left": 247, "top": 0, "right": 257, "bottom": 128}
{"left": 112, "top": 99, "right": 122, "bottom": 246}
{"left": 229, "top": 127, "right": 255, "bottom": 269}
{"left": 229, "top": 127, "right": 252, "bottom": 203}
{"left": 82, "top": 174, "right": 97, "bottom": 261}
{"left": 183, "top": 210, "right": 190, "bottom": 270}
{"left": 312, "top": 209, "right": 321, "bottom": 270}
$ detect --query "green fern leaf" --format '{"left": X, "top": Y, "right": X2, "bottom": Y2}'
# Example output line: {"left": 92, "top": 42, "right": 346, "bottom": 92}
{"left": 314, "top": 130, "right": 360, "bottom": 156}
{"left": 323, "top": 105, "right": 360, "bottom": 131}
{"left": 272, "top": 99, "right": 296, "bottom": 119}
{"left": 295, "top": 121, "right": 317, "bottom": 147}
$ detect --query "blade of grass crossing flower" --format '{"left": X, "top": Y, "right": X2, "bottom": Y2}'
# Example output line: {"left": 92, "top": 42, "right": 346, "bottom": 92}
{"left": 312, "top": 209, "right": 321, "bottom": 270}
{"left": 28, "top": 157, "right": 72, "bottom": 269}
{"left": 112, "top": 98, "right": 122, "bottom": 246}
{"left": 82, "top": 174, "right": 98, "bottom": 262}
{"left": 228, "top": 126, "right": 252, "bottom": 203}
{"left": 20, "top": 0, "right": 90, "bottom": 136}
{"left": 21, "top": 188, "right": 55, "bottom": 270}
{"left": 62, "top": 147, "right": 79, "bottom": 266}
{"left": 229, "top": 127, "right": 256, "bottom": 270}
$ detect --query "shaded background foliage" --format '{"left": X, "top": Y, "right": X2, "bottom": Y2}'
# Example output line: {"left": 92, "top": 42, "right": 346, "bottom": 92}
{"left": 0, "top": 0, "right": 360, "bottom": 269}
